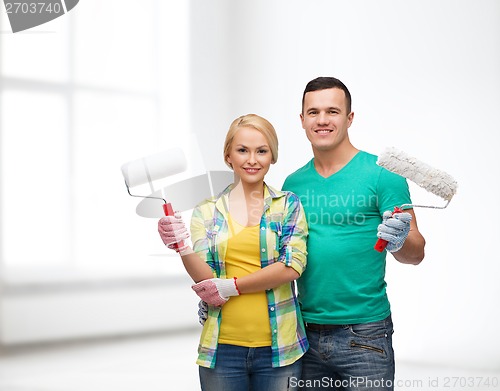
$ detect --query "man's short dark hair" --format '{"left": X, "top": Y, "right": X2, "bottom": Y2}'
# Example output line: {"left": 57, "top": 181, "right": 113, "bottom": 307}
{"left": 302, "top": 77, "right": 352, "bottom": 114}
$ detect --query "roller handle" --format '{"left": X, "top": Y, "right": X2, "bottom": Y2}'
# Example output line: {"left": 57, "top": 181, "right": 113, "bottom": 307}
{"left": 162, "top": 203, "right": 185, "bottom": 251}
{"left": 374, "top": 207, "right": 403, "bottom": 252}
{"left": 163, "top": 202, "right": 175, "bottom": 216}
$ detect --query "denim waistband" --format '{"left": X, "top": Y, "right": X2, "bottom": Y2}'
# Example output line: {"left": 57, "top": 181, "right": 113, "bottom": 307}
{"left": 304, "top": 322, "right": 344, "bottom": 331}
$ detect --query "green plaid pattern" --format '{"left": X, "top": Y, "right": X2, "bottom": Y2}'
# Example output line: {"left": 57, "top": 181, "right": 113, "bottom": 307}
{"left": 191, "top": 183, "right": 309, "bottom": 368}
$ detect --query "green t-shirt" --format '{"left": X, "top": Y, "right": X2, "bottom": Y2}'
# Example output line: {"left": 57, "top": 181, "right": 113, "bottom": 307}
{"left": 282, "top": 151, "right": 411, "bottom": 324}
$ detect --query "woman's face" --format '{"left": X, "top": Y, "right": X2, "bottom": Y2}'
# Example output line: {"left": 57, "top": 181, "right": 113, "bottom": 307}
{"left": 226, "top": 126, "right": 273, "bottom": 186}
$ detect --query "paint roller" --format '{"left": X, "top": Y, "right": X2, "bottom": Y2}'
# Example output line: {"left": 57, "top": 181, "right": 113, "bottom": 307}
{"left": 374, "top": 147, "right": 458, "bottom": 252}
{"left": 121, "top": 148, "right": 187, "bottom": 249}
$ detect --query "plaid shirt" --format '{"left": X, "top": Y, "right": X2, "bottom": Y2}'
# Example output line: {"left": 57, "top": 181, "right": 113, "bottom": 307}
{"left": 191, "top": 183, "right": 309, "bottom": 368}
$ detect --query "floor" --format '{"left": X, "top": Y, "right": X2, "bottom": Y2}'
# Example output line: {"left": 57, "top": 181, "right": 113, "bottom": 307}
{"left": 0, "top": 331, "right": 201, "bottom": 391}
{"left": 0, "top": 331, "right": 499, "bottom": 391}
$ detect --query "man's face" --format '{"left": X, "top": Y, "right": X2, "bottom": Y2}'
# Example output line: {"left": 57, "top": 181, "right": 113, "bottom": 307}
{"left": 300, "top": 88, "right": 354, "bottom": 152}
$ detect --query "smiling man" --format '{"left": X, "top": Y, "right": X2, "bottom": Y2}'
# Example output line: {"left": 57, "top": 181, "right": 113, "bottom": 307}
{"left": 282, "top": 77, "right": 426, "bottom": 390}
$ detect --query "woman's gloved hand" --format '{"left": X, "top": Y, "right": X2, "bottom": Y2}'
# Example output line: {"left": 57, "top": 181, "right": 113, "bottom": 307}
{"left": 192, "top": 278, "right": 240, "bottom": 306}
{"left": 377, "top": 211, "right": 412, "bottom": 253}
{"left": 157, "top": 212, "right": 190, "bottom": 254}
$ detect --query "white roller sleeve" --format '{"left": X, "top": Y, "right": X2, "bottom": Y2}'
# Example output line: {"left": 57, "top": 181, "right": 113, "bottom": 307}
{"left": 377, "top": 147, "right": 458, "bottom": 201}
{"left": 121, "top": 148, "right": 187, "bottom": 188}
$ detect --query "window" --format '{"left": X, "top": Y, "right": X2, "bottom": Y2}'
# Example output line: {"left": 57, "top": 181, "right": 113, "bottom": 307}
{"left": 0, "top": 0, "right": 190, "bottom": 275}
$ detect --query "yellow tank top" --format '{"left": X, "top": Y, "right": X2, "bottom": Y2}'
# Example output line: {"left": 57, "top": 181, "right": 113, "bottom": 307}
{"left": 218, "top": 214, "right": 272, "bottom": 347}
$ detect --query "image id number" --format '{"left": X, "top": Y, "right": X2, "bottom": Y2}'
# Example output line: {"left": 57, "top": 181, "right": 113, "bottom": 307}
{"left": 5, "top": 2, "right": 62, "bottom": 14}
{"left": 443, "top": 376, "right": 499, "bottom": 388}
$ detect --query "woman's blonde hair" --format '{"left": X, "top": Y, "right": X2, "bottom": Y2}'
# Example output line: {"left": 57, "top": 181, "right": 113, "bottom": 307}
{"left": 223, "top": 114, "right": 279, "bottom": 169}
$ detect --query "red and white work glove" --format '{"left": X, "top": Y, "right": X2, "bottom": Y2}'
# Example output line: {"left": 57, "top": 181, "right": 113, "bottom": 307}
{"left": 192, "top": 277, "right": 240, "bottom": 306}
{"left": 157, "top": 212, "right": 191, "bottom": 255}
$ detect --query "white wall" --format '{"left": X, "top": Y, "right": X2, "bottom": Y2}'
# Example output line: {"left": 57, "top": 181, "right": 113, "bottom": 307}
{"left": 188, "top": 0, "right": 500, "bottom": 370}
{"left": 1, "top": 0, "right": 498, "bottom": 371}
{"left": 0, "top": 0, "right": 197, "bottom": 346}
{"left": 1, "top": 268, "right": 199, "bottom": 345}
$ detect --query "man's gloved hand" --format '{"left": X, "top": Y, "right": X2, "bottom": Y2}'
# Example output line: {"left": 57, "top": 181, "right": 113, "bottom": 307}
{"left": 377, "top": 211, "right": 412, "bottom": 253}
{"left": 192, "top": 278, "right": 240, "bottom": 306}
{"left": 158, "top": 212, "right": 191, "bottom": 254}
{"left": 198, "top": 300, "right": 208, "bottom": 326}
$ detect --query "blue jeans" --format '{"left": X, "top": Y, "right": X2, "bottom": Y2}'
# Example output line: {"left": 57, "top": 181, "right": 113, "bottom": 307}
{"left": 199, "top": 344, "right": 303, "bottom": 391}
{"left": 299, "top": 316, "right": 394, "bottom": 391}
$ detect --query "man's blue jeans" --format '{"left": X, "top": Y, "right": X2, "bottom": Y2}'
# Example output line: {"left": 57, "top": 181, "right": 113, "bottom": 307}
{"left": 298, "top": 315, "right": 395, "bottom": 391}
{"left": 199, "top": 344, "right": 302, "bottom": 391}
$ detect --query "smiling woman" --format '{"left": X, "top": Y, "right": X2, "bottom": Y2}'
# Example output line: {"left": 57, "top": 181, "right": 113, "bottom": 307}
{"left": 157, "top": 113, "right": 309, "bottom": 391}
